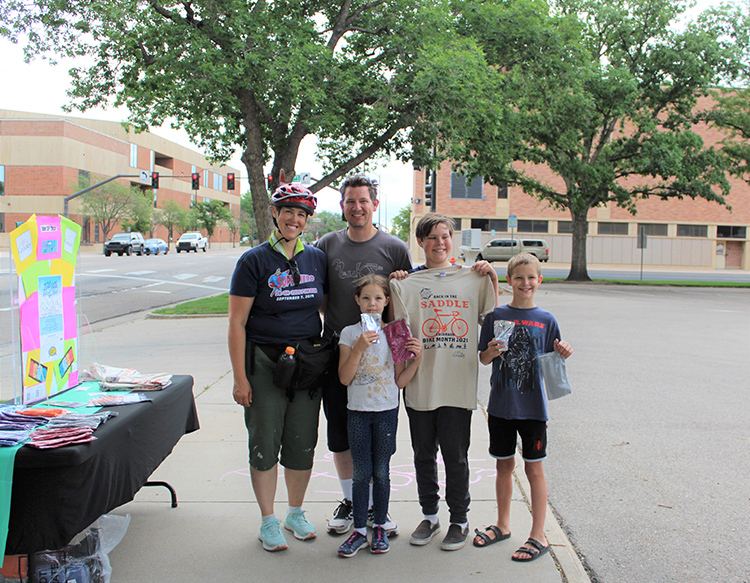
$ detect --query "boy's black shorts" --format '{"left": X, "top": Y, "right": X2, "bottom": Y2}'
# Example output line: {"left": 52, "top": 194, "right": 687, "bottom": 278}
{"left": 488, "top": 415, "right": 547, "bottom": 462}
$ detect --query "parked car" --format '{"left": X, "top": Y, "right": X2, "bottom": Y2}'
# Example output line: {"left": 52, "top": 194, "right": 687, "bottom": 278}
{"left": 144, "top": 238, "right": 169, "bottom": 255}
{"left": 104, "top": 232, "right": 145, "bottom": 256}
{"left": 461, "top": 238, "right": 550, "bottom": 263}
{"left": 176, "top": 232, "right": 208, "bottom": 253}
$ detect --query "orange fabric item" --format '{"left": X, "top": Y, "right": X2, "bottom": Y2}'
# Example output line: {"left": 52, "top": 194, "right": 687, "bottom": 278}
{"left": 19, "top": 408, "right": 68, "bottom": 418}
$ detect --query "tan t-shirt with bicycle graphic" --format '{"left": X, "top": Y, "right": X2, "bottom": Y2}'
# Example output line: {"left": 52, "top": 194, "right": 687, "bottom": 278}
{"left": 391, "top": 266, "right": 495, "bottom": 411}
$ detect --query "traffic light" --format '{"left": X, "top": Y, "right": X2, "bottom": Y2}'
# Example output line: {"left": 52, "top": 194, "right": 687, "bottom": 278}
{"left": 424, "top": 169, "right": 436, "bottom": 211}
{"left": 227, "top": 173, "right": 236, "bottom": 190}
{"left": 267, "top": 174, "right": 273, "bottom": 190}
{"left": 151, "top": 172, "right": 159, "bottom": 188}
{"left": 191, "top": 172, "right": 200, "bottom": 190}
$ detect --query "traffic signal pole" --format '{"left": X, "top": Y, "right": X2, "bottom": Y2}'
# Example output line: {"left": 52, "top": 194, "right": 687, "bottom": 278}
{"left": 64, "top": 173, "right": 238, "bottom": 217}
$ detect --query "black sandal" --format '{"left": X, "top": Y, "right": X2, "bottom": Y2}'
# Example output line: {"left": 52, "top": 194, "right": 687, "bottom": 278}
{"left": 472, "top": 525, "right": 511, "bottom": 547}
{"left": 511, "top": 537, "right": 550, "bottom": 562}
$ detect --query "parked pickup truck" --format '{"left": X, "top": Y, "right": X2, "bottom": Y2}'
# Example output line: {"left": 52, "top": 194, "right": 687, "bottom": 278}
{"left": 176, "top": 232, "right": 208, "bottom": 253}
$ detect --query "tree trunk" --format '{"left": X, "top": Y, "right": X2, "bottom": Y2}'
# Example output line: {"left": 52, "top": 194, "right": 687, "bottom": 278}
{"left": 567, "top": 209, "right": 591, "bottom": 281}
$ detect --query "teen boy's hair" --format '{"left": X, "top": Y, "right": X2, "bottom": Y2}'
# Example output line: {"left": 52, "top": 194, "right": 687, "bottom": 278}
{"left": 415, "top": 212, "right": 455, "bottom": 241}
{"left": 507, "top": 252, "right": 542, "bottom": 277}
{"left": 339, "top": 174, "right": 378, "bottom": 202}
{"left": 353, "top": 273, "right": 390, "bottom": 297}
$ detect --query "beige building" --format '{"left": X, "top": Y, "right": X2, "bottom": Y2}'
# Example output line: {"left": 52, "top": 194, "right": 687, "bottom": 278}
{"left": 0, "top": 109, "right": 241, "bottom": 250}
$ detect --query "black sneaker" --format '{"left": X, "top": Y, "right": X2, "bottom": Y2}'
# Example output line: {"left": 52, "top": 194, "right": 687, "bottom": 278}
{"left": 327, "top": 499, "right": 353, "bottom": 535}
{"left": 440, "top": 523, "right": 469, "bottom": 551}
{"left": 409, "top": 519, "right": 441, "bottom": 546}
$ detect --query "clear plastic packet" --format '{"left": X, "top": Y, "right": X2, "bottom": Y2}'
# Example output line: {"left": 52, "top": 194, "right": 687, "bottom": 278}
{"left": 537, "top": 351, "right": 572, "bottom": 400}
{"left": 383, "top": 318, "right": 416, "bottom": 363}
{"left": 361, "top": 313, "right": 382, "bottom": 343}
{"left": 493, "top": 320, "right": 515, "bottom": 351}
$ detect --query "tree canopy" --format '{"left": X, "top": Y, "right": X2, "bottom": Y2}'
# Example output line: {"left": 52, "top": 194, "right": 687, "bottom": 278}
{"left": 430, "top": 0, "right": 747, "bottom": 279}
{"left": 78, "top": 178, "right": 141, "bottom": 241}
{"left": 2, "top": 0, "right": 502, "bottom": 240}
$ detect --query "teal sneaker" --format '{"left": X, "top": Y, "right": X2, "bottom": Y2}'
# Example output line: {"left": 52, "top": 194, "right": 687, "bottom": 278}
{"left": 284, "top": 509, "right": 317, "bottom": 541}
{"left": 258, "top": 518, "right": 288, "bottom": 552}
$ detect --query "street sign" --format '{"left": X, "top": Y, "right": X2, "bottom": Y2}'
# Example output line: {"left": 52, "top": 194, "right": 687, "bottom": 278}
{"left": 139, "top": 170, "right": 151, "bottom": 184}
{"left": 508, "top": 215, "right": 517, "bottom": 229}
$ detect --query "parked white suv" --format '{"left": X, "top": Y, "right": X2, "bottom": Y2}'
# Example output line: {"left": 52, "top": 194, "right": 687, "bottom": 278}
{"left": 176, "top": 232, "right": 208, "bottom": 253}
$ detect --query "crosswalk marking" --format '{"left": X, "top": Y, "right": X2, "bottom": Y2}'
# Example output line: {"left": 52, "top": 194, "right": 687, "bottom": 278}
{"left": 125, "top": 271, "right": 157, "bottom": 276}
{"left": 202, "top": 276, "right": 225, "bottom": 283}
{"left": 173, "top": 273, "right": 198, "bottom": 280}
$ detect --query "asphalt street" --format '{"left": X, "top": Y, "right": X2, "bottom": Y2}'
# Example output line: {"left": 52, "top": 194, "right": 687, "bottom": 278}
{"left": 534, "top": 283, "right": 749, "bottom": 583}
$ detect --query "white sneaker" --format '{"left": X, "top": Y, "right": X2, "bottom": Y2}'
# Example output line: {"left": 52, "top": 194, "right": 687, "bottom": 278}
{"left": 327, "top": 499, "right": 353, "bottom": 535}
{"left": 367, "top": 507, "right": 399, "bottom": 536}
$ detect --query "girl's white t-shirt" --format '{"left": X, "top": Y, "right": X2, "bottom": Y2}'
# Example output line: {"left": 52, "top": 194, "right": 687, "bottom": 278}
{"left": 339, "top": 322, "right": 400, "bottom": 412}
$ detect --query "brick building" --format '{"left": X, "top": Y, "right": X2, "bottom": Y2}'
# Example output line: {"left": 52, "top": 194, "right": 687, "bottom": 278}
{"left": 0, "top": 109, "right": 241, "bottom": 250}
{"left": 410, "top": 97, "right": 749, "bottom": 270}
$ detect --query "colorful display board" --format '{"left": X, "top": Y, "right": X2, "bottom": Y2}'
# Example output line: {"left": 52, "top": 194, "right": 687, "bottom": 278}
{"left": 9, "top": 215, "right": 82, "bottom": 403}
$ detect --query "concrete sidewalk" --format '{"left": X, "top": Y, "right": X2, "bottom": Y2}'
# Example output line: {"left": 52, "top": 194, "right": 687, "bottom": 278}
{"left": 82, "top": 313, "right": 589, "bottom": 583}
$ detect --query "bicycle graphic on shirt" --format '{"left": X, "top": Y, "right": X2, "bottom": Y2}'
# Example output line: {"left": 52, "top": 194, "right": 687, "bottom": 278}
{"left": 422, "top": 308, "right": 469, "bottom": 338}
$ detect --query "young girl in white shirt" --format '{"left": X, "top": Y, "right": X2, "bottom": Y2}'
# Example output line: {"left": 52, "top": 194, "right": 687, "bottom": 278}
{"left": 336, "top": 274, "right": 422, "bottom": 558}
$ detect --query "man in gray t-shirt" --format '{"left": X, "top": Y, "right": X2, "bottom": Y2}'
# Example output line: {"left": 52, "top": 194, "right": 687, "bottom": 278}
{"left": 316, "top": 174, "right": 411, "bottom": 536}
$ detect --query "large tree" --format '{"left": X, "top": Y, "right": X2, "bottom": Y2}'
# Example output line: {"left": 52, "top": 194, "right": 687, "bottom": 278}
{"left": 3, "top": 0, "right": 500, "bottom": 240}
{"left": 433, "top": 0, "right": 744, "bottom": 280}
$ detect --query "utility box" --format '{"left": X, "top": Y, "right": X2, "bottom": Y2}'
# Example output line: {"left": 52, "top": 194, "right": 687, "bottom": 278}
{"left": 461, "top": 228, "right": 481, "bottom": 249}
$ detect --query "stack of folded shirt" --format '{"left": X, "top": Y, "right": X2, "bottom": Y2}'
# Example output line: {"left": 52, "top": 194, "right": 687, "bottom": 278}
{"left": 28, "top": 426, "right": 96, "bottom": 449}
{"left": 0, "top": 408, "right": 50, "bottom": 446}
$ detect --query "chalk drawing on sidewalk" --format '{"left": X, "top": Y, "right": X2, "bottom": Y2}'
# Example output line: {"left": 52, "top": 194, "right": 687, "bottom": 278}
{"left": 220, "top": 451, "right": 498, "bottom": 491}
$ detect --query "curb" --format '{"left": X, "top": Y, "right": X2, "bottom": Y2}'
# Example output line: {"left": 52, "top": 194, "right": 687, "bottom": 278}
{"left": 146, "top": 312, "right": 227, "bottom": 319}
{"left": 513, "top": 453, "right": 591, "bottom": 583}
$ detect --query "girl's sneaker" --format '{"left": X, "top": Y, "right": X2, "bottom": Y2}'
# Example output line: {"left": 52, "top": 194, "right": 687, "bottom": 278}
{"left": 370, "top": 525, "right": 390, "bottom": 554}
{"left": 338, "top": 531, "right": 368, "bottom": 558}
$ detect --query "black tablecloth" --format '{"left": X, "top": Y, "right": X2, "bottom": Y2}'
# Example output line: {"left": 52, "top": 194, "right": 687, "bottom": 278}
{"left": 5, "top": 375, "right": 199, "bottom": 554}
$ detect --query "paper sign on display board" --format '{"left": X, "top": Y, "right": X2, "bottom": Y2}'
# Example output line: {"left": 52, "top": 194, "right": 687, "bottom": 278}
{"left": 9, "top": 215, "right": 81, "bottom": 404}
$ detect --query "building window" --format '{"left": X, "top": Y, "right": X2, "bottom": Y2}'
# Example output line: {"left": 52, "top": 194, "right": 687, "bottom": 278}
{"left": 518, "top": 219, "right": 549, "bottom": 233}
{"left": 203, "top": 170, "right": 210, "bottom": 188}
{"left": 1, "top": 212, "right": 6, "bottom": 233}
{"left": 0, "top": 165, "right": 5, "bottom": 196}
{"left": 717, "top": 225, "right": 746, "bottom": 239}
{"left": 130, "top": 144, "right": 138, "bottom": 168}
{"left": 213, "top": 173, "right": 222, "bottom": 191}
{"left": 557, "top": 221, "right": 572, "bottom": 233}
{"left": 471, "top": 218, "right": 508, "bottom": 231}
{"left": 677, "top": 224, "right": 708, "bottom": 238}
{"left": 150, "top": 150, "right": 155, "bottom": 172}
{"left": 638, "top": 223, "right": 668, "bottom": 237}
{"left": 450, "top": 172, "right": 484, "bottom": 199}
{"left": 497, "top": 182, "right": 508, "bottom": 199}
{"left": 598, "top": 222, "right": 628, "bottom": 235}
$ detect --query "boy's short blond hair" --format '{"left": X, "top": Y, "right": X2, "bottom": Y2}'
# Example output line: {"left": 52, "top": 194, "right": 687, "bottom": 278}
{"left": 415, "top": 212, "right": 455, "bottom": 241}
{"left": 507, "top": 253, "right": 542, "bottom": 277}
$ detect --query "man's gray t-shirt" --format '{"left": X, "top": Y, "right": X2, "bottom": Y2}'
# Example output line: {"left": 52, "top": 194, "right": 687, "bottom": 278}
{"left": 317, "top": 228, "right": 412, "bottom": 335}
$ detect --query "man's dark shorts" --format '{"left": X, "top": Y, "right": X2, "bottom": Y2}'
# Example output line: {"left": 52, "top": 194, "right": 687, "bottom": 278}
{"left": 322, "top": 376, "right": 349, "bottom": 453}
{"left": 488, "top": 415, "right": 547, "bottom": 462}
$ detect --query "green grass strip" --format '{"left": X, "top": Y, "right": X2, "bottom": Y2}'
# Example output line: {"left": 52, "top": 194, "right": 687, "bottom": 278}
{"left": 153, "top": 292, "right": 229, "bottom": 315}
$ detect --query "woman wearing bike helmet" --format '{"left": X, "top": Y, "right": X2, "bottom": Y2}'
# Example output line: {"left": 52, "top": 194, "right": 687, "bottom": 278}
{"left": 228, "top": 183, "right": 327, "bottom": 551}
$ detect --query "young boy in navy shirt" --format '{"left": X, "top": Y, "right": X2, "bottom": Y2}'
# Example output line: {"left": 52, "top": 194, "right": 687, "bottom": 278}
{"left": 476, "top": 253, "right": 573, "bottom": 562}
